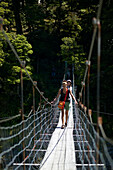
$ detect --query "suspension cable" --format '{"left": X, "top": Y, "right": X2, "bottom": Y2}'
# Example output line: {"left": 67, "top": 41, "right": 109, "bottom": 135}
{"left": 80, "top": 0, "right": 103, "bottom": 97}
{"left": 0, "top": 114, "right": 20, "bottom": 123}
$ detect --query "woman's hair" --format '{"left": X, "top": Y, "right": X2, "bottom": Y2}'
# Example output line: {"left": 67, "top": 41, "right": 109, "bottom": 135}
{"left": 62, "top": 80, "right": 67, "bottom": 85}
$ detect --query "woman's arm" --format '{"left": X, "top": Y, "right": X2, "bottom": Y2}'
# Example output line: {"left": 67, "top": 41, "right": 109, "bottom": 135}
{"left": 70, "top": 90, "right": 78, "bottom": 104}
{"left": 52, "top": 89, "right": 61, "bottom": 103}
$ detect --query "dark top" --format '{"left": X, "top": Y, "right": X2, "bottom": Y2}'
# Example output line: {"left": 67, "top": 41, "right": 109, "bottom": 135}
{"left": 59, "top": 88, "right": 70, "bottom": 102}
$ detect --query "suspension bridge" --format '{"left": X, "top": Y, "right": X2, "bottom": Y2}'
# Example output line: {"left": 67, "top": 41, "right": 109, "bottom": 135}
{"left": 0, "top": 83, "right": 113, "bottom": 170}
{"left": 0, "top": 0, "right": 113, "bottom": 169}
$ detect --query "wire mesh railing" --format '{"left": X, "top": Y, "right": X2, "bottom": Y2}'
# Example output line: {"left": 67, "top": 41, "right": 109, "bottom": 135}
{"left": 72, "top": 102, "right": 113, "bottom": 169}
{"left": 0, "top": 103, "right": 60, "bottom": 170}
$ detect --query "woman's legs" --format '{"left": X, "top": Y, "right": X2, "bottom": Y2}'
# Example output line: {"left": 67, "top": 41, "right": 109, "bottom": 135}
{"left": 64, "top": 102, "right": 69, "bottom": 125}
{"left": 61, "top": 107, "right": 69, "bottom": 128}
{"left": 65, "top": 110, "right": 69, "bottom": 125}
{"left": 62, "top": 109, "right": 64, "bottom": 125}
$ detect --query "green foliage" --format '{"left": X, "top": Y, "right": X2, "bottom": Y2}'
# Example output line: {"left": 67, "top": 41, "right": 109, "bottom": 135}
{"left": 0, "top": 34, "right": 4, "bottom": 67}
{"left": 0, "top": 1, "right": 12, "bottom": 26}
{"left": 11, "top": 34, "right": 33, "bottom": 60}
{"left": 60, "top": 36, "right": 86, "bottom": 80}
{"left": 0, "top": 33, "right": 33, "bottom": 85}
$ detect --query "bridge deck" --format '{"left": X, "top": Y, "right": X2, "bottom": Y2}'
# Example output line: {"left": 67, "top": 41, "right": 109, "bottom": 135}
{"left": 40, "top": 101, "right": 76, "bottom": 170}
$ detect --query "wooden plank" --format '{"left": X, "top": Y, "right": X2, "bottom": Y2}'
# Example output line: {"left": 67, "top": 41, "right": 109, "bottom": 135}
{"left": 75, "top": 164, "right": 104, "bottom": 166}
{"left": 26, "top": 149, "right": 95, "bottom": 152}
{"left": 75, "top": 150, "right": 95, "bottom": 152}
{"left": 13, "top": 163, "right": 104, "bottom": 167}
{"left": 40, "top": 100, "right": 77, "bottom": 170}
{"left": 13, "top": 163, "right": 40, "bottom": 166}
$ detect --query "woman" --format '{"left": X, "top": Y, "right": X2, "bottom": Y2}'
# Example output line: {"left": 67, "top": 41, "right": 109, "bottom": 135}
{"left": 52, "top": 81, "right": 78, "bottom": 129}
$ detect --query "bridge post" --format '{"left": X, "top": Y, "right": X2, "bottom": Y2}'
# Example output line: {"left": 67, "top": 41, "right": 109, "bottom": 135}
{"left": 82, "top": 106, "right": 87, "bottom": 163}
{"left": 88, "top": 109, "right": 93, "bottom": 167}
{"left": 19, "top": 109, "right": 25, "bottom": 170}
{"left": 88, "top": 109, "right": 93, "bottom": 124}
{"left": 20, "top": 61, "right": 26, "bottom": 114}
{"left": 96, "top": 18, "right": 101, "bottom": 169}
{"left": 86, "top": 60, "right": 91, "bottom": 170}
{"left": 40, "top": 92, "right": 44, "bottom": 138}
{"left": 86, "top": 60, "right": 91, "bottom": 111}
{"left": 82, "top": 82, "right": 85, "bottom": 106}
{"left": 79, "top": 92, "right": 82, "bottom": 105}
{"left": 20, "top": 61, "right": 26, "bottom": 170}
{"left": 45, "top": 98, "right": 49, "bottom": 125}
{"left": 33, "top": 81, "right": 37, "bottom": 163}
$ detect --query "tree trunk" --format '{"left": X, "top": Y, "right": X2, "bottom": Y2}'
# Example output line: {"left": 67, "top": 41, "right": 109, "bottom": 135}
{"left": 12, "top": 0, "right": 22, "bottom": 34}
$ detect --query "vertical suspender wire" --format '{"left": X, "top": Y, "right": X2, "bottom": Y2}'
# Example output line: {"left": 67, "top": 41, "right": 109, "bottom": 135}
{"left": 96, "top": 19, "right": 101, "bottom": 169}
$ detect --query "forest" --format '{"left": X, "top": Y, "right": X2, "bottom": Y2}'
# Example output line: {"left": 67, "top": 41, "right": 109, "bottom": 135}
{"left": 0, "top": 0, "right": 113, "bottom": 137}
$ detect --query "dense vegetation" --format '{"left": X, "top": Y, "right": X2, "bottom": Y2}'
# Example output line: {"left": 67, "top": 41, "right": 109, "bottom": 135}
{"left": 0, "top": 0, "right": 113, "bottom": 137}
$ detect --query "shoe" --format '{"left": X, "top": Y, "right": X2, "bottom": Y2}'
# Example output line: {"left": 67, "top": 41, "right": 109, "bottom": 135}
{"left": 65, "top": 123, "right": 67, "bottom": 127}
{"left": 61, "top": 125, "right": 65, "bottom": 129}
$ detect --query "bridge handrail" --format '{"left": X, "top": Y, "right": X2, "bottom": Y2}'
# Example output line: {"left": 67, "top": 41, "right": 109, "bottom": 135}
{"left": 76, "top": 107, "right": 113, "bottom": 168}
{"left": 0, "top": 114, "right": 21, "bottom": 123}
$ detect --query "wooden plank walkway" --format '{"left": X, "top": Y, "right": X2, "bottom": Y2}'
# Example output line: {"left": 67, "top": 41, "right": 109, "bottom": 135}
{"left": 40, "top": 101, "right": 77, "bottom": 170}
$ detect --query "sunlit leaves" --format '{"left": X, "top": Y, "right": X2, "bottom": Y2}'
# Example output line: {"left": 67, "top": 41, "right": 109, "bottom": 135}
{"left": 0, "top": 1, "right": 11, "bottom": 25}
{"left": 60, "top": 36, "right": 86, "bottom": 79}
{"left": 0, "top": 32, "right": 33, "bottom": 85}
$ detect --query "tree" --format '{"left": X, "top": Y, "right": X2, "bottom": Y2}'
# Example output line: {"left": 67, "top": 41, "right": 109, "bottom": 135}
{"left": 60, "top": 37, "right": 86, "bottom": 82}
{"left": 1, "top": 34, "right": 33, "bottom": 85}
{"left": 0, "top": 32, "right": 33, "bottom": 117}
{"left": 12, "top": 0, "right": 22, "bottom": 34}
